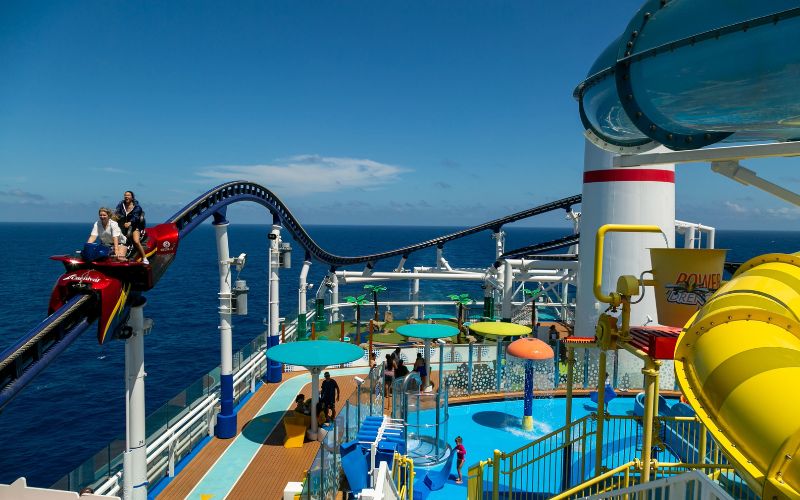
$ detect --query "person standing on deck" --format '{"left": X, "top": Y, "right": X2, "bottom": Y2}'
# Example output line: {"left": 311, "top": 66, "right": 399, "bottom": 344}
{"left": 320, "top": 371, "right": 340, "bottom": 419}
{"left": 454, "top": 436, "right": 466, "bottom": 484}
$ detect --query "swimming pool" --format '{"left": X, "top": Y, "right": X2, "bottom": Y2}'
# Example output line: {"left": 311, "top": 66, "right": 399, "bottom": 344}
{"left": 417, "top": 395, "right": 681, "bottom": 498}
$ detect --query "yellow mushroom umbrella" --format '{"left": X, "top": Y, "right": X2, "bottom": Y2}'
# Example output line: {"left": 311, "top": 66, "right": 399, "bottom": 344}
{"left": 469, "top": 322, "right": 532, "bottom": 392}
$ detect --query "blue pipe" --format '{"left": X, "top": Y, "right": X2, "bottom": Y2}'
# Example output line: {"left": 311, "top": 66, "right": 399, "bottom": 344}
{"left": 575, "top": 0, "right": 800, "bottom": 151}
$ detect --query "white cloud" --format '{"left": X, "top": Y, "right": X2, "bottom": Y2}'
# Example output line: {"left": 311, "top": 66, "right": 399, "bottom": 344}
{"left": 197, "top": 155, "right": 410, "bottom": 195}
{"left": 90, "top": 167, "right": 127, "bottom": 174}
{"left": 724, "top": 201, "right": 748, "bottom": 214}
{"left": 0, "top": 188, "right": 45, "bottom": 204}
{"left": 765, "top": 206, "right": 800, "bottom": 219}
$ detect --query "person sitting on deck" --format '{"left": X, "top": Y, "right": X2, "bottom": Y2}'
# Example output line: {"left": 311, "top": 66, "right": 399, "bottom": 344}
{"left": 295, "top": 394, "right": 311, "bottom": 415}
{"left": 316, "top": 400, "right": 327, "bottom": 426}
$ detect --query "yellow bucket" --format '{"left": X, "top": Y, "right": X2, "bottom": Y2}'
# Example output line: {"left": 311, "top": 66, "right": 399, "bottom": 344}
{"left": 649, "top": 248, "right": 727, "bottom": 327}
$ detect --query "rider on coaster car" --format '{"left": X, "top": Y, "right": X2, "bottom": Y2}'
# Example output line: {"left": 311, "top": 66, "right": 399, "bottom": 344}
{"left": 115, "top": 190, "right": 149, "bottom": 264}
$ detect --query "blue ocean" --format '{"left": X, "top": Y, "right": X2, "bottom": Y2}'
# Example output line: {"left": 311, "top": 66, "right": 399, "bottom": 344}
{"left": 0, "top": 222, "right": 796, "bottom": 487}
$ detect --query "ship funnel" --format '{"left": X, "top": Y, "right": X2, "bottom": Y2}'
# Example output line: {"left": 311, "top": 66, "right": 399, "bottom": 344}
{"left": 575, "top": 1, "right": 800, "bottom": 152}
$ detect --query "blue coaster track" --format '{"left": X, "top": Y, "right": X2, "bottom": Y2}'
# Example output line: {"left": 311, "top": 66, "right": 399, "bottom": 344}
{"left": 0, "top": 181, "right": 580, "bottom": 411}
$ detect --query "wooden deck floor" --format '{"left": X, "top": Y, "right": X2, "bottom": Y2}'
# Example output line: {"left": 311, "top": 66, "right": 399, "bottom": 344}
{"left": 228, "top": 376, "right": 359, "bottom": 499}
{"left": 157, "top": 371, "right": 361, "bottom": 500}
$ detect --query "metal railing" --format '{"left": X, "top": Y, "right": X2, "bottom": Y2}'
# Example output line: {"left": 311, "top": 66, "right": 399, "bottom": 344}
{"left": 392, "top": 452, "right": 415, "bottom": 500}
{"left": 584, "top": 469, "right": 734, "bottom": 500}
{"left": 469, "top": 413, "right": 757, "bottom": 500}
{"left": 299, "top": 364, "right": 386, "bottom": 499}
{"left": 54, "top": 326, "right": 274, "bottom": 494}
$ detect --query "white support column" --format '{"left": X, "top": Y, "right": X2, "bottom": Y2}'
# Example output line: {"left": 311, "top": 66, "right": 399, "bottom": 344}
{"left": 331, "top": 272, "right": 339, "bottom": 323}
{"left": 494, "top": 230, "right": 506, "bottom": 319}
{"left": 684, "top": 226, "right": 696, "bottom": 248}
{"left": 395, "top": 255, "right": 408, "bottom": 272}
{"left": 411, "top": 279, "right": 420, "bottom": 319}
{"left": 308, "top": 367, "right": 322, "bottom": 440}
{"left": 501, "top": 259, "right": 513, "bottom": 321}
{"left": 123, "top": 300, "right": 148, "bottom": 500}
{"left": 298, "top": 257, "right": 311, "bottom": 337}
{"left": 436, "top": 244, "right": 444, "bottom": 269}
{"left": 265, "top": 221, "right": 283, "bottom": 382}
{"left": 213, "top": 217, "right": 237, "bottom": 438}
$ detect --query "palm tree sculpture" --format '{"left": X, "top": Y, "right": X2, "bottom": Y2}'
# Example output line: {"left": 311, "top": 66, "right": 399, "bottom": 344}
{"left": 345, "top": 294, "right": 369, "bottom": 344}
{"left": 363, "top": 284, "right": 388, "bottom": 321}
{"left": 523, "top": 286, "right": 544, "bottom": 330}
{"left": 447, "top": 293, "right": 474, "bottom": 342}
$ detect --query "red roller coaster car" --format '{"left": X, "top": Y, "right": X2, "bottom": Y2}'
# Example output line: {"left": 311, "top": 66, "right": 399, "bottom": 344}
{"left": 48, "top": 223, "right": 180, "bottom": 344}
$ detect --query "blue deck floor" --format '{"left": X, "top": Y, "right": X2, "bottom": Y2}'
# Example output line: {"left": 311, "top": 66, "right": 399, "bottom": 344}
{"left": 417, "top": 396, "right": 679, "bottom": 499}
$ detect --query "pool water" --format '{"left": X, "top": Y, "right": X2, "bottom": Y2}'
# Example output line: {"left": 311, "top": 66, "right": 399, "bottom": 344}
{"left": 415, "top": 395, "right": 680, "bottom": 498}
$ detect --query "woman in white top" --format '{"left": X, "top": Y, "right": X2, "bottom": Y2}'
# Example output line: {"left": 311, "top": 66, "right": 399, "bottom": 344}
{"left": 87, "top": 207, "right": 125, "bottom": 256}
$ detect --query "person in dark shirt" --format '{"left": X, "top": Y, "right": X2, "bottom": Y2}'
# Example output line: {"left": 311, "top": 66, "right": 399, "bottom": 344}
{"left": 320, "top": 371, "right": 340, "bottom": 419}
{"left": 295, "top": 394, "right": 311, "bottom": 415}
{"left": 115, "top": 190, "right": 148, "bottom": 264}
{"left": 394, "top": 358, "right": 410, "bottom": 379}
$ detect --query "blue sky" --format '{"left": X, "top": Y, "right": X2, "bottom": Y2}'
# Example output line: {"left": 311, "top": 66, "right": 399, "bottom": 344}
{"left": 1, "top": 1, "right": 798, "bottom": 230}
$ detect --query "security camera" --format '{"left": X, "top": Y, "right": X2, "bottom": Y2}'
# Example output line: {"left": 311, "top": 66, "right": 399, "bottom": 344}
{"left": 234, "top": 253, "right": 247, "bottom": 271}
{"left": 354, "top": 376, "right": 365, "bottom": 384}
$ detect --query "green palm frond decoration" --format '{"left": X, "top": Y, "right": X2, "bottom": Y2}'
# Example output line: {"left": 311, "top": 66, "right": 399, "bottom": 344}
{"left": 523, "top": 286, "right": 544, "bottom": 328}
{"left": 447, "top": 293, "right": 474, "bottom": 341}
{"left": 345, "top": 294, "right": 369, "bottom": 343}
{"left": 363, "top": 284, "right": 388, "bottom": 321}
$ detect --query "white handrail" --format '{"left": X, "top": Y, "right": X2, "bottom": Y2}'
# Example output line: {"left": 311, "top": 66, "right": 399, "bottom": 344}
{"left": 146, "top": 394, "right": 218, "bottom": 460}
{"left": 588, "top": 470, "right": 733, "bottom": 499}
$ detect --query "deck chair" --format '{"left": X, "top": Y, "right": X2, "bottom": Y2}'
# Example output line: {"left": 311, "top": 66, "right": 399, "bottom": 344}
{"left": 283, "top": 413, "right": 310, "bottom": 448}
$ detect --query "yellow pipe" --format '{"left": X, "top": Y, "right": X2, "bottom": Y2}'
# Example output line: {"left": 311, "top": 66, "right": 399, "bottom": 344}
{"left": 640, "top": 358, "right": 659, "bottom": 483}
{"left": 492, "top": 449, "right": 501, "bottom": 500}
{"left": 675, "top": 252, "right": 800, "bottom": 499}
{"left": 565, "top": 346, "right": 575, "bottom": 430}
{"left": 593, "top": 224, "right": 665, "bottom": 305}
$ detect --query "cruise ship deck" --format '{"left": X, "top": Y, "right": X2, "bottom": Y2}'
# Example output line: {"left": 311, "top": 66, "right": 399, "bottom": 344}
{"left": 154, "top": 367, "right": 445, "bottom": 499}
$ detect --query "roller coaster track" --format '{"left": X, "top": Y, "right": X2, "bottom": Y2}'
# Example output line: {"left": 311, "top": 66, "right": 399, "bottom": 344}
{"left": 0, "top": 295, "right": 96, "bottom": 410}
{"left": 169, "top": 181, "right": 582, "bottom": 267}
{"left": 0, "top": 181, "right": 580, "bottom": 411}
{"left": 502, "top": 233, "right": 580, "bottom": 260}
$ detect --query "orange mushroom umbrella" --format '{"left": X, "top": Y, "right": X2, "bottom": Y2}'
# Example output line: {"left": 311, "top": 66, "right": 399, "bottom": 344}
{"left": 507, "top": 337, "right": 554, "bottom": 361}
{"left": 507, "top": 338, "right": 554, "bottom": 430}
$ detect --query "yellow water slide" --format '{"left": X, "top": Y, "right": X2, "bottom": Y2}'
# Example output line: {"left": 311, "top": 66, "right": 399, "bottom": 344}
{"left": 674, "top": 253, "right": 800, "bottom": 499}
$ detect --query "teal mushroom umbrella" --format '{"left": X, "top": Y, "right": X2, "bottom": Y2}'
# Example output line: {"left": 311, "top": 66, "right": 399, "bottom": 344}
{"left": 396, "top": 323, "right": 458, "bottom": 389}
{"left": 266, "top": 340, "right": 364, "bottom": 439}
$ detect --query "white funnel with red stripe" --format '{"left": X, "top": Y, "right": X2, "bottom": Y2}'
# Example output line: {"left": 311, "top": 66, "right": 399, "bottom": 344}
{"left": 574, "top": 140, "right": 676, "bottom": 338}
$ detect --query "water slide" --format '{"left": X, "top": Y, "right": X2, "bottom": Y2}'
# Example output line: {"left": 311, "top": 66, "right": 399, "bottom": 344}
{"left": 0, "top": 180, "right": 580, "bottom": 410}
{"left": 674, "top": 253, "right": 800, "bottom": 498}
{"left": 577, "top": 2, "right": 800, "bottom": 496}
{"left": 575, "top": 0, "right": 800, "bottom": 152}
